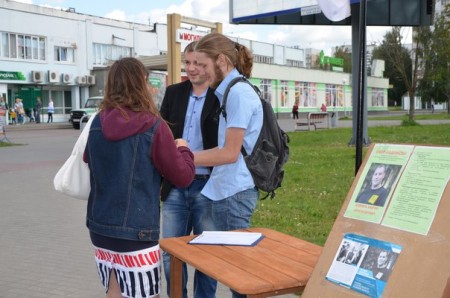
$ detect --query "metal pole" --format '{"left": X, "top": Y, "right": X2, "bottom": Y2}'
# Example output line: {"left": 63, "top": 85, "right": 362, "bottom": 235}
{"left": 343, "top": 79, "right": 346, "bottom": 117}
{"left": 355, "top": 0, "right": 367, "bottom": 175}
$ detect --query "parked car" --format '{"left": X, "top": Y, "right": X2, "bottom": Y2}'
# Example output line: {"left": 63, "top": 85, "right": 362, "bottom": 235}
{"left": 69, "top": 96, "right": 102, "bottom": 129}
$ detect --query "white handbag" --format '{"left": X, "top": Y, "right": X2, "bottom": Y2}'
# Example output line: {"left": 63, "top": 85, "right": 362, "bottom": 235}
{"left": 53, "top": 114, "right": 96, "bottom": 200}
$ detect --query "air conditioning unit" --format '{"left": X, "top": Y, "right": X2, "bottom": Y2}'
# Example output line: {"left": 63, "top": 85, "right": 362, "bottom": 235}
{"left": 62, "top": 73, "right": 72, "bottom": 84}
{"left": 86, "top": 75, "right": 96, "bottom": 85}
{"left": 48, "top": 70, "right": 60, "bottom": 83}
{"left": 75, "top": 75, "right": 87, "bottom": 85}
{"left": 32, "top": 71, "right": 44, "bottom": 83}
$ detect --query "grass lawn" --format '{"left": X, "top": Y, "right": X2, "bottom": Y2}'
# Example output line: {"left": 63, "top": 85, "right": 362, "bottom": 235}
{"left": 252, "top": 123, "right": 450, "bottom": 246}
{"left": 369, "top": 112, "right": 450, "bottom": 121}
{"left": 2, "top": 121, "right": 448, "bottom": 248}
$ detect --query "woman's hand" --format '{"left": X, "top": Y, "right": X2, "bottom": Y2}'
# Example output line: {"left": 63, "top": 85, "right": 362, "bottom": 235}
{"left": 175, "top": 138, "right": 189, "bottom": 148}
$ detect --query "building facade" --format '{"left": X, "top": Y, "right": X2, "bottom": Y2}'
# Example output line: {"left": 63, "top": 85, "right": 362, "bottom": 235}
{"left": 0, "top": 0, "right": 389, "bottom": 124}
{"left": 0, "top": 0, "right": 161, "bottom": 123}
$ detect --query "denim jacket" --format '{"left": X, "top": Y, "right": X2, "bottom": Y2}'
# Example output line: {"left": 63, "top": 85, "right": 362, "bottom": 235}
{"left": 86, "top": 116, "right": 161, "bottom": 241}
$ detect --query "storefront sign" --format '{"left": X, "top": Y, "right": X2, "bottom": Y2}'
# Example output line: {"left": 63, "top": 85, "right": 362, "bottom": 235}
{"left": 176, "top": 29, "right": 207, "bottom": 43}
{"left": 319, "top": 50, "right": 344, "bottom": 67}
{"left": 0, "top": 71, "right": 27, "bottom": 81}
{"left": 149, "top": 77, "right": 161, "bottom": 88}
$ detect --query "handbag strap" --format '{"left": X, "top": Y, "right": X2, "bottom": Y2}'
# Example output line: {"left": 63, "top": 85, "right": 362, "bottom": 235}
{"left": 72, "top": 113, "right": 97, "bottom": 155}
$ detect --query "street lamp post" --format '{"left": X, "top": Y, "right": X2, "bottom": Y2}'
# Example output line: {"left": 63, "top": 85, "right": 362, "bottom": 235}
{"left": 342, "top": 79, "right": 347, "bottom": 117}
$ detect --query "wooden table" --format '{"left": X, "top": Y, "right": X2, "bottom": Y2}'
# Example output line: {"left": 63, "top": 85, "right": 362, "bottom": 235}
{"left": 159, "top": 227, "right": 322, "bottom": 298}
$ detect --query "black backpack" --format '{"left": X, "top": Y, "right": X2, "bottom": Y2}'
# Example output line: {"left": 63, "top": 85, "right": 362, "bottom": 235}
{"left": 221, "top": 77, "right": 290, "bottom": 200}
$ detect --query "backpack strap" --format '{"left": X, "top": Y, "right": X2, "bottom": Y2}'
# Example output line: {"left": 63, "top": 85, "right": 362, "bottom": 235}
{"left": 220, "top": 76, "right": 261, "bottom": 157}
{"left": 220, "top": 76, "right": 246, "bottom": 120}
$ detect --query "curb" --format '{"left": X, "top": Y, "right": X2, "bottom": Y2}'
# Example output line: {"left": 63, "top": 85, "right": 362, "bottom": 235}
{"left": 4, "top": 123, "right": 73, "bottom": 131}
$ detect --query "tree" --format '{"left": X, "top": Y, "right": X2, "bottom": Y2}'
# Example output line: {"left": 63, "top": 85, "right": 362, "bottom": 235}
{"left": 333, "top": 46, "right": 352, "bottom": 73}
{"left": 418, "top": 3, "right": 450, "bottom": 114}
{"left": 371, "top": 31, "right": 411, "bottom": 107}
{"left": 372, "top": 26, "right": 429, "bottom": 121}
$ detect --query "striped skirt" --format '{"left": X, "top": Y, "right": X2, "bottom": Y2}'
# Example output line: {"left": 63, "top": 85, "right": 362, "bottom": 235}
{"left": 93, "top": 244, "right": 161, "bottom": 298}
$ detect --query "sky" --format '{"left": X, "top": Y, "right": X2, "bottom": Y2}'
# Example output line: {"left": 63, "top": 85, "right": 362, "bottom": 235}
{"left": 15, "top": 0, "right": 408, "bottom": 54}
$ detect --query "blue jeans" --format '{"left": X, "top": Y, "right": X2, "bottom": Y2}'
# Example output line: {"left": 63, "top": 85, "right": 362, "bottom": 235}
{"left": 198, "top": 187, "right": 259, "bottom": 298}
{"left": 162, "top": 179, "right": 213, "bottom": 298}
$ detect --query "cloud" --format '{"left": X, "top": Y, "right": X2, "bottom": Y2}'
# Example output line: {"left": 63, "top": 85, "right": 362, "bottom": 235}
{"left": 138, "top": 0, "right": 392, "bottom": 51}
{"left": 29, "top": 0, "right": 397, "bottom": 51}
{"left": 104, "top": 9, "right": 126, "bottom": 22}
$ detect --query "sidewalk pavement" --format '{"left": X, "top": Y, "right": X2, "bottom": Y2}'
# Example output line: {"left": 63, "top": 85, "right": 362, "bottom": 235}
{"left": 1, "top": 116, "right": 448, "bottom": 297}
{"left": 0, "top": 126, "right": 299, "bottom": 298}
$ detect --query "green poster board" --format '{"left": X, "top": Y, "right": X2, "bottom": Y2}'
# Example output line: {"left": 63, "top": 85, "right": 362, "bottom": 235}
{"left": 303, "top": 143, "right": 450, "bottom": 298}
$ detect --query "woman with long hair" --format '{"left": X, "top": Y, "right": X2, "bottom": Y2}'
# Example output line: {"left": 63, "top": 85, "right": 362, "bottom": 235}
{"left": 84, "top": 57, "right": 195, "bottom": 298}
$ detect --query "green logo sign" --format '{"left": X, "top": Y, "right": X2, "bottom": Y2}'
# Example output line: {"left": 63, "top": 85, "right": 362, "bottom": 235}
{"left": 319, "top": 50, "right": 344, "bottom": 67}
{"left": 149, "top": 77, "right": 161, "bottom": 88}
{"left": 0, "top": 71, "right": 27, "bottom": 81}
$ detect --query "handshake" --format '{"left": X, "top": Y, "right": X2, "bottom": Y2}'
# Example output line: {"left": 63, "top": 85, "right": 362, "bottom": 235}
{"left": 175, "top": 138, "right": 189, "bottom": 148}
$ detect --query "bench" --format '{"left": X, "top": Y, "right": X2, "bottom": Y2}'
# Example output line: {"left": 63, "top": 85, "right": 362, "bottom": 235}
{"left": 295, "top": 112, "right": 330, "bottom": 131}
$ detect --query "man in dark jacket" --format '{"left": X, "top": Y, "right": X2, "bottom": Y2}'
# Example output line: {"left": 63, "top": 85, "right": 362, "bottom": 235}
{"left": 159, "top": 41, "right": 219, "bottom": 298}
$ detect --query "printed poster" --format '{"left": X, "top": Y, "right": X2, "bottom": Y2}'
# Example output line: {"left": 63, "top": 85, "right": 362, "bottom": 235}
{"left": 326, "top": 233, "right": 402, "bottom": 298}
{"left": 382, "top": 146, "right": 450, "bottom": 235}
{"left": 344, "top": 144, "right": 414, "bottom": 223}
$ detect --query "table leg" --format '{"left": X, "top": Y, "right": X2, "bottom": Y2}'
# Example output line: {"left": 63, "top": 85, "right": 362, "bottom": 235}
{"left": 169, "top": 255, "right": 183, "bottom": 298}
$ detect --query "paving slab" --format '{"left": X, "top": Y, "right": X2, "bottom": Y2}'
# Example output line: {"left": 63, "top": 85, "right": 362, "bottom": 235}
{"left": 0, "top": 125, "right": 298, "bottom": 297}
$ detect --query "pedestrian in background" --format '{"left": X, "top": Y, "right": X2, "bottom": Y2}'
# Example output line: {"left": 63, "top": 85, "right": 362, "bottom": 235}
{"left": 0, "top": 96, "right": 7, "bottom": 109}
{"left": 14, "top": 98, "right": 25, "bottom": 125}
{"left": 47, "top": 98, "right": 54, "bottom": 123}
{"left": 83, "top": 57, "right": 195, "bottom": 298}
{"left": 9, "top": 109, "right": 16, "bottom": 124}
{"left": 292, "top": 102, "right": 299, "bottom": 119}
{"left": 35, "top": 97, "right": 42, "bottom": 123}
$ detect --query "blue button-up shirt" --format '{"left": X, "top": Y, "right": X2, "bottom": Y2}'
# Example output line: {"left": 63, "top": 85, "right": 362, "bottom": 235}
{"left": 183, "top": 90, "right": 209, "bottom": 175}
{"left": 201, "top": 69, "right": 263, "bottom": 200}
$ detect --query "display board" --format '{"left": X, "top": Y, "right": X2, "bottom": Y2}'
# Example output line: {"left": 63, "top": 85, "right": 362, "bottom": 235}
{"left": 303, "top": 143, "right": 450, "bottom": 298}
{"left": 230, "top": 0, "right": 433, "bottom": 26}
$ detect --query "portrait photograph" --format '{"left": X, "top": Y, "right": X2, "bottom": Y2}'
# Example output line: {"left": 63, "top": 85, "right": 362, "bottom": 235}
{"left": 355, "top": 163, "right": 402, "bottom": 207}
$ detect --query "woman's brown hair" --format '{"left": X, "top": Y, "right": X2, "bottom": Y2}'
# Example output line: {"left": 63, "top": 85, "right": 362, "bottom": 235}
{"left": 194, "top": 32, "right": 253, "bottom": 78}
{"left": 101, "top": 57, "right": 160, "bottom": 118}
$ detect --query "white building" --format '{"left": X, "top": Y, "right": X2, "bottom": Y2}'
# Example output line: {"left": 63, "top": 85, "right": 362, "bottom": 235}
{"left": 0, "top": 0, "right": 389, "bottom": 123}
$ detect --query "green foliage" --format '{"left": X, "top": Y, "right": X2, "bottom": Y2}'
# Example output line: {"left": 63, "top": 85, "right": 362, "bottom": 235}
{"left": 368, "top": 112, "right": 450, "bottom": 121}
{"left": 401, "top": 119, "right": 420, "bottom": 126}
{"left": 251, "top": 124, "right": 450, "bottom": 246}
{"left": 418, "top": 3, "right": 450, "bottom": 106}
{"left": 333, "top": 46, "right": 352, "bottom": 73}
{"left": 0, "top": 141, "right": 15, "bottom": 147}
{"left": 372, "top": 29, "right": 412, "bottom": 104}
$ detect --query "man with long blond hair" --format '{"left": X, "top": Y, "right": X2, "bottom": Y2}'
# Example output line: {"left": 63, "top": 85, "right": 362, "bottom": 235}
{"left": 193, "top": 33, "right": 263, "bottom": 298}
